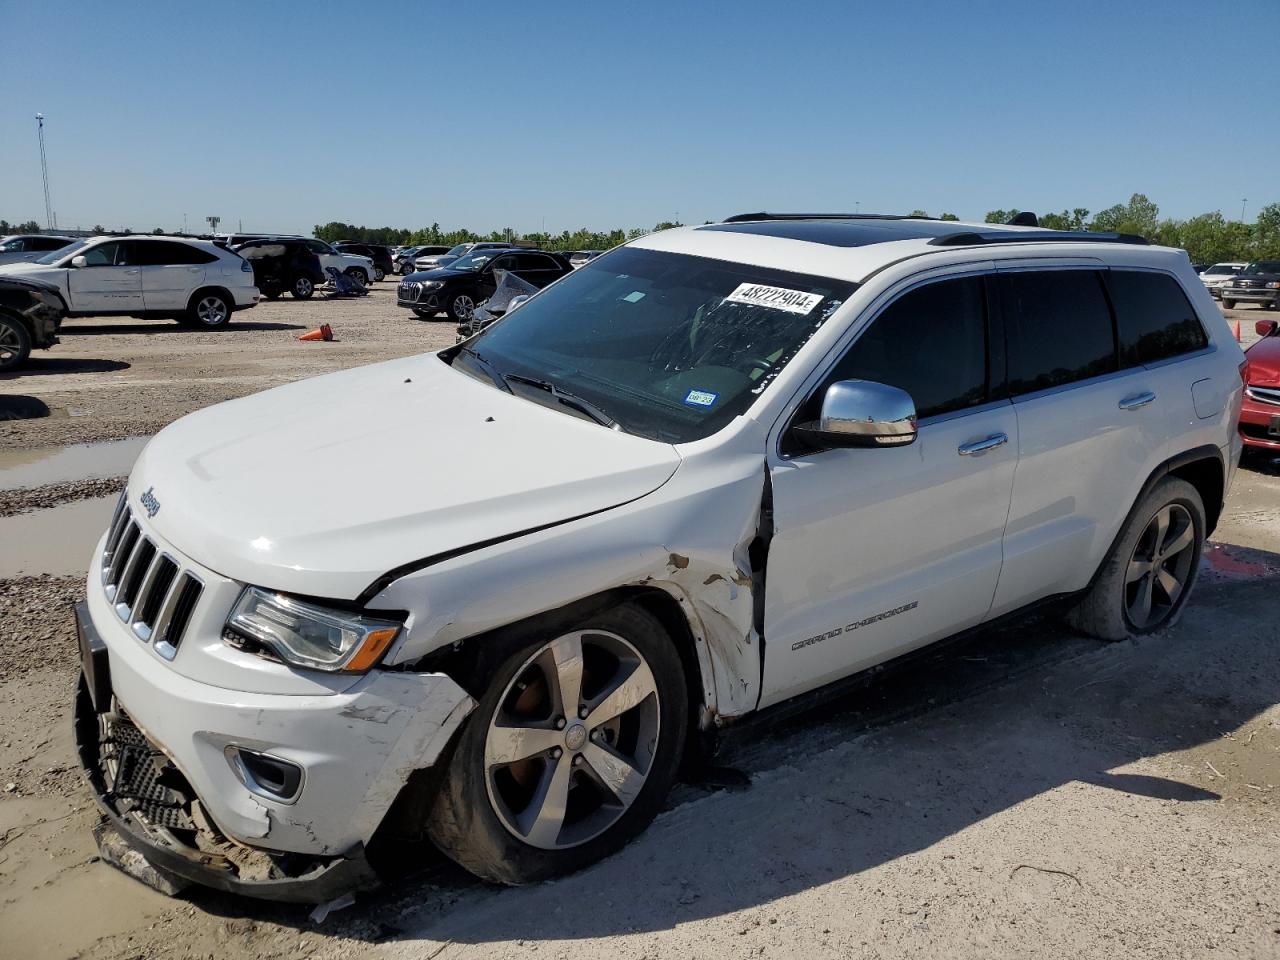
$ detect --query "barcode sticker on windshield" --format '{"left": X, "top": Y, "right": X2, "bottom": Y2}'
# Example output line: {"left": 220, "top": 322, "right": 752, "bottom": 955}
{"left": 724, "top": 283, "right": 823, "bottom": 315}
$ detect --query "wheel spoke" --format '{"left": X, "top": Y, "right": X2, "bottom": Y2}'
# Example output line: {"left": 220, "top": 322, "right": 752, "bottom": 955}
{"left": 1162, "top": 523, "right": 1194, "bottom": 559}
{"left": 1135, "top": 572, "right": 1156, "bottom": 626}
{"left": 1151, "top": 507, "right": 1171, "bottom": 555}
{"left": 1126, "top": 557, "right": 1153, "bottom": 584}
{"left": 519, "top": 753, "right": 572, "bottom": 847}
{"left": 485, "top": 724, "right": 562, "bottom": 766}
{"left": 587, "top": 659, "right": 656, "bottom": 727}
{"left": 548, "top": 633, "right": 584, "bottom": 718}
{"left": 1157, "top": 567, "right": 1183, "bottom": 605}
{"left": 582, "top": 740, "right": 646, "bottom": 807}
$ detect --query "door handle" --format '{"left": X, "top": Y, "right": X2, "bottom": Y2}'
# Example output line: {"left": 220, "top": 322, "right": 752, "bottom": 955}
{"left": 124, "top": 268, "right": 139, "bottom": 275}
{"left": 1119, "top": 391, "right": 1156, "bottom": 410}
{"left": 958, "top": 433, "right": 1008, "bottom": 456}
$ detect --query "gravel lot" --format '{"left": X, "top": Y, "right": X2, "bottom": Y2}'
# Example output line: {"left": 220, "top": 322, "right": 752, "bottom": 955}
{"left": 0, "top": 287, "right": 1277, "bottom": 959}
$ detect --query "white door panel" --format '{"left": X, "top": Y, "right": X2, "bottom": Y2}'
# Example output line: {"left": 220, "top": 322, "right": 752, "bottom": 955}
{"left": 67, "top": 265, "right": 142, "bottom": 312}
{"left": 761, "top": 402, "right": 1017, "bottom": 708}
{"left": 141, "top": 265, "right": 205, "bottom": 310}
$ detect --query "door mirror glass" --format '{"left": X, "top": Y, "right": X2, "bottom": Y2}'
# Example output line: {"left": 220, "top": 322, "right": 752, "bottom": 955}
{"left": 794, "top": 379, "right": 917, "bottom": 449}
{"left": 70, "top": 255, "right": 87, "bottom": 268}
{"left": 1256, "top": 320, "right": 1278, "bottom": 338}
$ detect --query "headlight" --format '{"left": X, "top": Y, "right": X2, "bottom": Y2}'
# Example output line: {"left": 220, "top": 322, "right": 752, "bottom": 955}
{"left": 225, "top": 587, "right": 401, "bottom": 672}
{"left": 1267, "top": 282, "right": 1280, "bottom": 289}
{"left": 419, "top": 280, "right": 444, "bottom": 291}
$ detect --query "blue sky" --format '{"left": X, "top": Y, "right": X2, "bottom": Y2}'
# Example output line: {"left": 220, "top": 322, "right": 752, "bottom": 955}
{"left": 2, "top": 0, "right": 1277, "bottom": 235}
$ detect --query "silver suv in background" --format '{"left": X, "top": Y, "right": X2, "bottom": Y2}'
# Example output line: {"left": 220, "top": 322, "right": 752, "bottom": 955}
{"left": 0, "top": 233, "right": 78, "bottom": 266}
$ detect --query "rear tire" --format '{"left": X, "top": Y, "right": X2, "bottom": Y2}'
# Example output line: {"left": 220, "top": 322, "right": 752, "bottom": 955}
{"left": 1222, "top": 298, "right": 1236, "bottom": 310}
{"left": 374, "top": 267, "right": 385, "bottom": 282}
{"left": 0, "top": 313, "right": 33, "bottom": 371}
{"left": 1066, "top": 477, "right": 1205, "bottom": 641}
{"left": 427, "top": 601, "right": 687, "bottom": 884}
{"left": 186, "top": 290, "right": 232, "bottom": 328}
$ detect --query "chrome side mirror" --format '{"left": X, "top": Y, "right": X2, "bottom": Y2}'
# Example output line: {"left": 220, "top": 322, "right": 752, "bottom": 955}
{"left": 70, "top": 255, "right": 87, "bottom": 268}
{"left": 794, "top": 379, "right": 917, "bottom": 449}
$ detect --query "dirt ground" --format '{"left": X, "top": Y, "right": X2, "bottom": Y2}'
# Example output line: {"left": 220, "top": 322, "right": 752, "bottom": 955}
{"left": 1, "top": 287, "right": 1278, "bottom": 959}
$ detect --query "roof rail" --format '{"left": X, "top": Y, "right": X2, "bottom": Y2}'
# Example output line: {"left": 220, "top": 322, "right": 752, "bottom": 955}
{"left": 722, "top": 212, "right": 937, "bottom": 223}
{"left": 929, "top": 230, "right": 1148, "bottom": 248}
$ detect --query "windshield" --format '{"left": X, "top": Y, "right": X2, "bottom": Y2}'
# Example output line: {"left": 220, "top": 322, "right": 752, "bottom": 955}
{"left": 1206, "top": 264, "right": 1240, "bottom": 274}
{"left": 36, "top": 238, "right": 91, "bottom": 264}
{"left": 1241, "top": 261, "right": 1280, "bottom": 276}
{"left": 454, "top": 246, "right": 856, "bottom": 443}
{"left": 450, "top": 252, "right": 494, "bottom": 272}
{"left": 446, "top": 244, "right": 471, "bottom": 257}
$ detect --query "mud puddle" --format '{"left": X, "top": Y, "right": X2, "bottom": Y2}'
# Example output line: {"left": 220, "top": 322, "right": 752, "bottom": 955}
{"left": 0, "top": 495, "right": 117, "bottom": 576}
{"left": 0, "top": 437, "right": 148, "bottom": 491}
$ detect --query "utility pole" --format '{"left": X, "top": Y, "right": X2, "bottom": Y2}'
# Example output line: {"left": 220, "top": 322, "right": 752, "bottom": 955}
{"left": 1241, "top": 199, "right": 1248, "bottom": 222}
{"left": 206, "top": 216, "right": 221, "bottom": 235}
{"left": 35, "top": 113, "right": 55, "bottom": 230}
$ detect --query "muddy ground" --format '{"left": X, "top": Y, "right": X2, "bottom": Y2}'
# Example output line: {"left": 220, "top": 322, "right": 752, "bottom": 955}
{"left": 0, "top": 288, "right": 1277, "bottom": 959}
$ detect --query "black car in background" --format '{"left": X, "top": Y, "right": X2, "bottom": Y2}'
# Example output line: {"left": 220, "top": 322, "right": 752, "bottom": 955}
{"left": 0, "top": 275, "right": 67, "bottom": 372}
{"left": 1220, "top": 260, "right": 1280, "bottom": 310}
{"left": 232, "top": 239, "right": 326, "bottom": 300}
{"left": 395, "top": 245, "right": 448, "bottom": 275}
{"left": 397, "top": 249, "right": 573, "bottom": 320}
{"left": 334, "top": 242, "right": 394, "bottom": 281}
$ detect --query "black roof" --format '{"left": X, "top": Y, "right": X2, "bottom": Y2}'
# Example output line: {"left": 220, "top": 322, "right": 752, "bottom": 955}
{"left": 698, "top": 218, "right": 965, "bottom": 247}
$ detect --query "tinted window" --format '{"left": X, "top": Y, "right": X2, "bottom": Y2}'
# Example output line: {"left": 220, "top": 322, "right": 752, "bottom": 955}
{"left": 133, "top": 240, "right": 216, "bottom": 266}
{"left": 1242, "top": 261, "right": 1280, "bottom": 276}
{"left": 1109, "top": 271, "right": 1207, "bottom": 366}
{"left": 34, "top": 237, "right": 70, "bottom": 251}
{"left": 491, "top": 254, "right": 519, "bottom": 271}
{"left": 814, "top": 276, "right": 988, "bottom": 421}
{"left": 306, "top": 240, "right": 331, "bottom": 254}
{"left": 1002, "top": 271, "right": 1116, "bottom": 395}
{"left": 517, "top": 253, "right": 560, "bottom": 271}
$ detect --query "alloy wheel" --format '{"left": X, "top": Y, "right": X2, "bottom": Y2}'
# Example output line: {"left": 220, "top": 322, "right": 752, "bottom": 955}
{"left": 296, "top": 278, "right": 313, "bottom": 297}
{"left": 483, "top": 630, "right": 660, "bottom": 850}
{"left": 0, "top": 324, "right": 22, "bottom": 365}
{"left": 195, "top": 296, "right": 228, "bottom": 325}
{"left": 452, "top": 295, "right": 475, "bottom": 320}
{"left": 1125, "top": 503, "right": 1197, "bottom": 629}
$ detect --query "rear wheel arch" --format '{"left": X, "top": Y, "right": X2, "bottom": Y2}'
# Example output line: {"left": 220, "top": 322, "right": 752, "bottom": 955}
{"left": 1168, "top": 453, "right": 1224, "bottom": 536}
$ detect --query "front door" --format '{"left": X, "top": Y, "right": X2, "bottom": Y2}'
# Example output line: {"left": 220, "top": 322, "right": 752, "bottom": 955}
{"left": 66, "top": 240, "right": 143, "bottom": 313}
{"left": 760, "top": 271, "right": 1017, "bottom": 708}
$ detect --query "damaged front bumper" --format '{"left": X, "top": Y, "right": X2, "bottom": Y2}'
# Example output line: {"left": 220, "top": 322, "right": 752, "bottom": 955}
{"left": 73, "top": 594, "right": 475, "bottom": 901}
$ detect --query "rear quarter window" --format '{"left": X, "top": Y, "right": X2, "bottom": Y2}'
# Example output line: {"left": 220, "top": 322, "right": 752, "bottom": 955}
{"left": 1108, "top": 270, "right": 1208, "bottom": 366}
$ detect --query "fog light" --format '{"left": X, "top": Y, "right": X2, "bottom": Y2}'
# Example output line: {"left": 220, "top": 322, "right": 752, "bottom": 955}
{"left": 225, "top": 746, "right": 304, "bottom": 803}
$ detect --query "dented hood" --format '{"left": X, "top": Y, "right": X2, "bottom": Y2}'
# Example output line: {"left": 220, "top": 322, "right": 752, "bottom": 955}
{"left": 130, "top": 354, "right": 681, "bottom": 599}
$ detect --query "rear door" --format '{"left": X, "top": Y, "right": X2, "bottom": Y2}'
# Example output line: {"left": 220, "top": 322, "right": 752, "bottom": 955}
{"left": 514, "top": 253, "right": 566, "bottom": 288}
{"left": 988, "top": 263, "right": 1169, "bottom": 616}
{"left": 66, "top": 240, "right": 143, "bottom": 313}
{"left": 137, "top": 240, "right": 215, "bottom": 310}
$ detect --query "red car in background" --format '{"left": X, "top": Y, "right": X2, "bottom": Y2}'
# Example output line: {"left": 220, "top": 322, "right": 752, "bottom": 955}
{"left": 1241, "top": 319, "right": 1280, "bottom": 451}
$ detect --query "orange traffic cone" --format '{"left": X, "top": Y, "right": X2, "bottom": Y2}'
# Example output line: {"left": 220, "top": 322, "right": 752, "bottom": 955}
{"left": 1233, "top": 319, "right": 1241, "bottom": 342}
{"left": 299, "top": 323, "right": 333, "bottom": 342}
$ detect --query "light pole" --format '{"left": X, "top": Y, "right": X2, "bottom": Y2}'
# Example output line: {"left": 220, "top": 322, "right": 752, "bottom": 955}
{"left": 35, "top": 113, "right": 55, "bottom": 230}
{"left": 1241, "top": 199, "right": 1248, "bottom": 222}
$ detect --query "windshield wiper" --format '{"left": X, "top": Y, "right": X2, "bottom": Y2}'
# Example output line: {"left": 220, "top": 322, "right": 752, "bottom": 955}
{"left": 457, "top": 346, "right": 511, "bottom": 392}
{"left": 505, "top": 374, "right": 618, "bottom": 428}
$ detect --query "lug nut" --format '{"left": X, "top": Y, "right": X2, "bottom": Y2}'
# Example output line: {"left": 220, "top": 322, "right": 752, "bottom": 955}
{"left": 555, "top": 717, "right": 566, "bottom": 729}
{"left": 579, "top": 706, "right": 589, "bottom": 719}
{"left": 573, "top": 755, "right": 583, "bottom": 766}
{"left": 551, "top": 747, "right": 562, "bottom": 759}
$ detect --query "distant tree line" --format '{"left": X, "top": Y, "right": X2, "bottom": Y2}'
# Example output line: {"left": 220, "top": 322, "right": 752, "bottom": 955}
{"left": 311, "top": 221, "right": 687, "bottom": 252}
{"left": 979, "top": 194, "right": 1280, "bottom": 264}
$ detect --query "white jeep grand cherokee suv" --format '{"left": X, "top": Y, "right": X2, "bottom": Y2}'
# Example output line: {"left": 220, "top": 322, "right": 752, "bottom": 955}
{"left": 0, "top": 235, "right": 259, "bottom": 327}
{"left": 74, "top": 213, "right": 1245, "bottom": 900}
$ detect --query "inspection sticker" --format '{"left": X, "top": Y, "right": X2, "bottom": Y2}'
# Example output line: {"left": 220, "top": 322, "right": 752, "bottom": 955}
{"left": 684, "top": 389, "right": 719, "bottom": 407}
{"left": 724, "top": 283, "right": 823, "bottom": 315}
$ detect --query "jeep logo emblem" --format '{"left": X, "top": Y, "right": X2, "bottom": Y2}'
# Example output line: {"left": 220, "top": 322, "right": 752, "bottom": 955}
{"left": 140, "top": 487, "right": 161, "bottom": 518}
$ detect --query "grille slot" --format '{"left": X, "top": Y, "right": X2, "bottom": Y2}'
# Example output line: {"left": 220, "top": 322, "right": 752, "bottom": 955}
{"left": 100, "top": 489, "right": 205, "bottom": 658}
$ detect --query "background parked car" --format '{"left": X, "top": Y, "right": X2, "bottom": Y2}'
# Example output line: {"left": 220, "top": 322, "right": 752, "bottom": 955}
{"left": 301, "top": 239, "right": 376, "bottom": 285}
{"left": 0, "top": 234, "right": 78, "bottom": 266}
{"left": 0, "top": 274, "right": 66, "bottom": 371}
{"left": 1199, "top": 262, "right": 1246, "bottom": 300}
{"left": 334, "top": 242, "right": 394, "bottom": 281}
{"left": 397, "top": 245, "right": 448, "bottom": 275}
{"left": 1239, "top": 317, "right": 1280, "bottom": 451}
{"left": 398, "top": 249, "right": 571, "bottom": 320}
{"left": 569, "top": 249, "right": 603, "bottom": 268}
{"left": 232, "top": 239, "right": 326, "bottom": 299}
{"left": 414, "top": 241, "right": 513, "bottom": 273}
{"left": 0, "top": 235, "right": 259, "bottom": 328}
{"left": 1220, "top": 260, "right": 1280, "bottom": 310}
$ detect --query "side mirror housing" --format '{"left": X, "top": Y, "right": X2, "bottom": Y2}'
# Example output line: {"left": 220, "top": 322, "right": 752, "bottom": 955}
{"left": 506, "top": 294, "right": 530, "bottom": 313}
{"left": 70, "top": 255, "right": 87, "bottom": 268}
{"left": 1256, "top": 320, "right": 1278, "bottom": 338}
{"left": 793, "top": 379, "right": 918, "bottom": 450}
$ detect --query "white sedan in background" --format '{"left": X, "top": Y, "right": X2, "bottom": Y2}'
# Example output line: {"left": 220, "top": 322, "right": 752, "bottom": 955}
{"left": 1199, "top": 262, "right": 1246, "bottom": 299}
{"left": 0, "top": 235, "right": 259, "bottom": 327}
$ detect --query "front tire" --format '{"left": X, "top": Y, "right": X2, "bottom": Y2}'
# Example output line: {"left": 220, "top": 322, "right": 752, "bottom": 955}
{"left": 447, "top": 292, "right": 476, "bottom": 322}
{"left": 1066, "top": 477, "right": 1205, "bottom": 641}
{"left": 291, "top": 276, "right": 315, "bottom": 299}
{"left": 344, "top": 268, "right": 369, "bottom": 287}
{"left": 427, "top": 602, "right": 687, "bottom": 884}
{"left": 0, "top": 313, "right": 33, "bottom": 371}
{"left": 374, "top": 267, "right": 385, "bottom": 282}
{"left": 1222, "top": 298, "right": 1236, "bottom": 310}
{"left": 186, "top": 291, "right": 232, "bottom": 328}
{"left": 411, "top": 307, "right": 435, "bottom": 319}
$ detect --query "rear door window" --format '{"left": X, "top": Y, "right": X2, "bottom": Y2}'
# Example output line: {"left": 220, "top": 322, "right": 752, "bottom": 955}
{"left": 811, "top": 275, "right": 990, "bottom": 421}
{"left": 1001, "top": 270, "right": 1117, "bottom": 396}
{"left": 133, "top": 240, "right": 217, "bottom": 266}
{"left": 1108, "top": 270, "right": 1208, "bottom": 366}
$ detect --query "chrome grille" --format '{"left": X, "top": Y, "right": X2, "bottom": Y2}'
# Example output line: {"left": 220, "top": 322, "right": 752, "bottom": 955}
{"left": 398, "top": 280, "right": 422, "bottom": 303}
{"left": 1247, "top": 385, "right": 1280, "bottom": 407}
{"left": 101, "top": 491, "right": 204, "bottom": 660}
